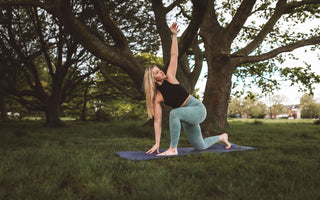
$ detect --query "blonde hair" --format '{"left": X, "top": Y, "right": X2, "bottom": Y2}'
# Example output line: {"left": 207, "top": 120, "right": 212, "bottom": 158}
{"left": 143, "top": 65, "right": 157, "bottom": 118}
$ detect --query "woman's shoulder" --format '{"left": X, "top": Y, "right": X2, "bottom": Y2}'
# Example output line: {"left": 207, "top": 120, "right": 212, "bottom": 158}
{"left": 154, "top": 91, "right": 164, "bottom": 103}
{"left": 165, "top": 76, "right": 179, "bottom": 84}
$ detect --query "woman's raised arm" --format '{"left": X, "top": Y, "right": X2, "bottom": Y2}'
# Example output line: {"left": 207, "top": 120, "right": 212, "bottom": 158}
{"left": 166, "top": 22, "right": 179, "bottom": 83}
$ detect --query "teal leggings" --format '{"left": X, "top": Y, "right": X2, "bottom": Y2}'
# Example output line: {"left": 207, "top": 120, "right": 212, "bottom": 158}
{"left": 169, "top": 96, "right": 220, "bottom": 150}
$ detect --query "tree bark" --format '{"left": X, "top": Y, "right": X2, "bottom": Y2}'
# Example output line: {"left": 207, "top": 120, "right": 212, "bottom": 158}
{"left": 201, "top": 61, "right": 234, "bottom": 134}
{"left": 199, "top": 1, "right": 234, "bottom": 133}
{"left": 80, "top": 86, "right": 88, "bottom": 121}
{"left": 45, "top": 98, "right": 64, "bottom": 127}
{"left": 0, "top": 94, "right": 8, "bottom": 120}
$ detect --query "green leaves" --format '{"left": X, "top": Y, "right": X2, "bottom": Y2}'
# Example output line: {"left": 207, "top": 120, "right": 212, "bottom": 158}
{"left": 300, "top": 94, "right": 320, "bottom": 118}
{"left": 280, "top": 62, "right": 320, "bottom": 95}
{"left": 232, "top": 60, "right": 281, "bottom": 96}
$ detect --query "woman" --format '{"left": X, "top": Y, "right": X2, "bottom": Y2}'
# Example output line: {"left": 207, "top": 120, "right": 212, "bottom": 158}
{"left": 143, "top": 22, "right": 231, "bottom": 156}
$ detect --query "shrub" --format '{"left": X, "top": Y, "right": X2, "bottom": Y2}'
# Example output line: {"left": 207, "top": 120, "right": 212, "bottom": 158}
{"left": 253, "top": 120, "right": 263, "bottom": 125}
{"left": 314, "top": 120, "right": 320, "bottom": 125}
{"left": 94, "top": 109, "right": 111, "bottom": 122}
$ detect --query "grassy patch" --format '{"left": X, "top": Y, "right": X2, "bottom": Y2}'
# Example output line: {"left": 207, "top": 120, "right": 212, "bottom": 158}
{"left": 0, "top": 119, "right": 319, "bottom": 200}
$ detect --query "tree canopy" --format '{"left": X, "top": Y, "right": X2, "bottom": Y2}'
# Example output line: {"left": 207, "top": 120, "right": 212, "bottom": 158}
{"left": 300, "top": 94, "right": 320, "bottom": 118}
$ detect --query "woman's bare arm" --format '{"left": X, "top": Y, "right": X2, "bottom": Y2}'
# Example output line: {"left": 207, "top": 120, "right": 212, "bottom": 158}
{"left": 146, "top": 92, "right": 163, "bottom": 154}
{"left": 166, "top": 22, "right": 179, "bottom": 83}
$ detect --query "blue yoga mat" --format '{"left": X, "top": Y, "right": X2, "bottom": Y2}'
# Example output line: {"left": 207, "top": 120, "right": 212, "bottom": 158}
{"left": 115, "top": 143, "right": 256, "bottom": 161}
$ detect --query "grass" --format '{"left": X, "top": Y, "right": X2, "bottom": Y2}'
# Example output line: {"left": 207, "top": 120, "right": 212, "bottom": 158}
{"left": 0, "top": 119, "right": 319, "bottom": 200}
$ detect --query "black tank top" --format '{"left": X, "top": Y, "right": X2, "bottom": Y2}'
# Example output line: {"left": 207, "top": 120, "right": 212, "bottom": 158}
{"left": 157, "top": 80, "right": 189, "bottom": 108}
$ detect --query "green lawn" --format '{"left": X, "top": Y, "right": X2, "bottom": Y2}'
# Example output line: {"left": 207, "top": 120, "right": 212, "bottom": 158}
{"left": 0, "top": 119, "right": 319, "bottom": 200}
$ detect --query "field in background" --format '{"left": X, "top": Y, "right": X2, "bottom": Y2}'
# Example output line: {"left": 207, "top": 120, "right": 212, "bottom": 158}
{"left": 0, "top": 119, "right": 319, "bottom": 200}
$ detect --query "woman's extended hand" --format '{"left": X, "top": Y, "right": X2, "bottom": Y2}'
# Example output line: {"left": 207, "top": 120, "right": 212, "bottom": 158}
{"left": 170, "top": 22, "right": 178, "bottom": 35}
{"left": 146, "top": 144, "right": 160, "bottom": 154}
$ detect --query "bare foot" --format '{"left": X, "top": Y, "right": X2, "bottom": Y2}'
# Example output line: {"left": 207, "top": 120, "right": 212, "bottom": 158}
{"left": 220, "top": 133, "right": 231, "bottom": 149}
{"left": 156, "top": 147, "right": 178, "bottom": 156}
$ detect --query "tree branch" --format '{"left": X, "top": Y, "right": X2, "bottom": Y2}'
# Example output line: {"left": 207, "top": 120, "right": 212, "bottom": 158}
{"left": 199, "top": 0, "right": 223, "bottom": 40}
{"left": 151, "top": 0, "right": 172, "bottom": 64}
{"left": 236, "top": 0, "right": 320, "bottom": 57}
{"left": 236, "top": 36, "right": 320, "bottom": 64}
{"left": 0, "top": 40, "right": 34, "bottom": 89}
{"left": 285, "top": 0, "right": 320, "bottom": 13}
{"left": 225, "top": 0, "right": 257, "bottom": 43}
{"left": 0, "top": 0, "right": 42, "bottom": 7}
{"left": 46, "top": 1, "right": 144, "bottom": 88}
{"left": 5, "top": 11, "right": 48, "bottom": 101}
{"left": 166, "top": 0, "right": 186, "bottom": 13}
{"left": 100, "top": 64, "right": 144, "bottom": 101}
{"left": 33, "top": 8, "right": 55, "bottom": 76}
{"left": 235, "top": 0, "right": 286, "bottom": 56}
{"left": 190, "top": 37, "right": 204, "bottom": 87}
{"left": 92, "top": 0, "right": 129, "bottom": 50}
{"left": 61, "top": 66, "right": 100, "bottom": 103}
{"left": 179, "top": 0, "right": 208, "bottom": 58}
{"left": 177, "top": 4, "right": 191, "bottom": 20}
{"left": 0, "top": 0, "right": 52, "bottom": 11}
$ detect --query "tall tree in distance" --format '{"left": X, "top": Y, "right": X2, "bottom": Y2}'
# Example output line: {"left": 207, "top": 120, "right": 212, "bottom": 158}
{"left": 0, "top": 6, "right": 98, "bottom": 126}
{"left": 300, "top": 94, "right": 320, "bottom": 118}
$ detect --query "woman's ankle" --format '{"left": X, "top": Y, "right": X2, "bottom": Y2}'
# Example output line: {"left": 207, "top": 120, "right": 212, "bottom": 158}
{"left": 169, "top": 147, "right": 178, "bottom": 152}
{"left": 219, "top": 133, "right": 231, "bottom": 149}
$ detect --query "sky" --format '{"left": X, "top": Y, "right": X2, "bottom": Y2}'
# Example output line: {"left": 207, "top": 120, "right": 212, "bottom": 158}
{"left": 264, "top": 48, "right": 320, "bottom": 105}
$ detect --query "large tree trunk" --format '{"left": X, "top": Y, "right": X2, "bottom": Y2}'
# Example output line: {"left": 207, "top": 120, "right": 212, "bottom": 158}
{"left": 45, "top": 98, "right": 63, "bottom": 127}
{"left": 201, "top": 60, "right": 234, "bottom": 135}
{"left": 199, "top": 2, "right": 236, "bottom": 134}
{"left": 45, "top": 108, "right": 63, "bottom": 127}
{"left": 200, "top": 51, "right": 235, "bottom": 133}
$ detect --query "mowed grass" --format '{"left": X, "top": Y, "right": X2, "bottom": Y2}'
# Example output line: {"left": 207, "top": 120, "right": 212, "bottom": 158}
{"left": 0, "top": 119, "right": 319, "bottom": 200}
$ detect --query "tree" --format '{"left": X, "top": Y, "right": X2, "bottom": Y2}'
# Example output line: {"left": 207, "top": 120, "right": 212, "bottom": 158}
{"left": 301, "top": 102, "right": 320, "bottom": 119}
{"left": 300, "top": 93, "right": 315, "bottom": 105}
{"left": 228, "top": 97, "right": 246, "bottom": 118}
{"left": 228, "top": 95, "right": 267, "bottom": 118}
{"left": 60, "top": 78, "right": 96, "bottom": 121}
{"left": 300, "top": 94, "right": 320, "bottom": 118}
{"left": 249, "top": 100, "right": 267, "bottom": 118}
{"left": 0, "top": 6, "right": 99, "bottom": 126}
{"left": 199, "top": 0, "right": 320, "bottom": 131}
{"left": 267, "top": 94, "right": 289, "bottom": 118}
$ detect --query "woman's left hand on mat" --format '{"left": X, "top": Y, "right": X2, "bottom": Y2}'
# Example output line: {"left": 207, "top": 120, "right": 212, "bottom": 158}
{"left": 146, "top": 144, "right": 159, "bottom": 154}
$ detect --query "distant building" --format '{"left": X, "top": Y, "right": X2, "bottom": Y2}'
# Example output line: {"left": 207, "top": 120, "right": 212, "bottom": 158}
{"left": 264, "top": 114, "right": 277, "bottom": 119}
{"left": 289, "top": 104, "right": 302, "bottom": 119}
{"left": 264, "top": 104, "right": 302, "bottom": 119}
